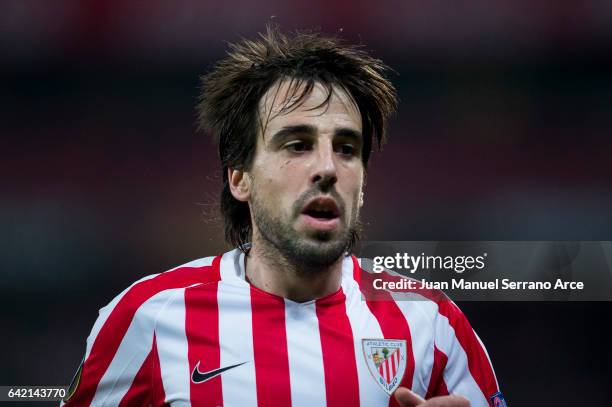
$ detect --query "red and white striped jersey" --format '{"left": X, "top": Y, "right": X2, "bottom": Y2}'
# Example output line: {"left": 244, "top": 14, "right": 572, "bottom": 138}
{"left": 63, "top": 248, "right": 501, "bottom": 407}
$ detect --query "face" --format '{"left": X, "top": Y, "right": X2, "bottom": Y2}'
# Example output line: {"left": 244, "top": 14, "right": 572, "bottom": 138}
{"left": 232, "top": 80, "right": 364, "bottom": 269}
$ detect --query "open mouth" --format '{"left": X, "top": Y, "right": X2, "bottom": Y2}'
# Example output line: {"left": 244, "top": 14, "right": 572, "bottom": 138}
{"left": 300, "top": 197, "right": 341, "bottom": 231}
{"left": 303, "top": 208, "right": 338, "bottom": 219}
{"left": 301, "top": 197, "right": 340, "bottom": 219}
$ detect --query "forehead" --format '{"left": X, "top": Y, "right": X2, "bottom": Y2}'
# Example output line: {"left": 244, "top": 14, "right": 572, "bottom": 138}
{"left": 258, "top": 79, "right": 362, "bottom": 136}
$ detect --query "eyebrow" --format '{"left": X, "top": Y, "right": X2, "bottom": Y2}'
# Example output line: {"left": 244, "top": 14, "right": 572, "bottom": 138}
{"left": 270, "top": 124, "right": 363, "bottom": 145}
{"left": 335, "top": 127, "right": 363, "bottom": 143}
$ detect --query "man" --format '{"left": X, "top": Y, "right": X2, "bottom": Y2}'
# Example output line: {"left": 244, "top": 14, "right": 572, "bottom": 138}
{"left": 63, "top": 26, "right": 505, "bottom": 407}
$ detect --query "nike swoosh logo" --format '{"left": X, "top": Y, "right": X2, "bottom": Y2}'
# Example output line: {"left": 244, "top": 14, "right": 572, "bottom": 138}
{"left": 191, "top": 361, "right": 248, "bottom": 384}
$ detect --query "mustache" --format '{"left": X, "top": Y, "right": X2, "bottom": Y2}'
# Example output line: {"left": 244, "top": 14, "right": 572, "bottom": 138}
{"left": 292, "top": 186, "right": 346, "bottom": 218}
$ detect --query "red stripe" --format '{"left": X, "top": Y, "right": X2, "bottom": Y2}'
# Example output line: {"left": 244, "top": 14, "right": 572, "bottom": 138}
{"left": 352, "top": 257, "right": 416, "bottom": 399}
{"left": 250, "top": 287, "right": 291, "bottom": 407}
{"left": 185, "top": 281, "right": 222, "bottom": 407}
{"left": 385, "top": 359, "right": 391, "bottom": 384}
{"left": 66, "top": 256, "right": 221, "bottom": 406}
{"left": 118, "top": 334, "right": 168, "bottom": 406}
{"left": 316, "top": 289, "right": 360, "bottom": 407}
{"left": 391, "top": 350, "right": 397, "bottom": 377}
{"left": 379, "top": 364, "right": 384, "bottom": 376}
{"left": 437, "top": 301, "right": 498, "bottom": 398}
{"left": 425, "top": 345, "right": 449, "bottom": 398}
{"left": 438, "top": 375, "right": 449, "bottom": 396}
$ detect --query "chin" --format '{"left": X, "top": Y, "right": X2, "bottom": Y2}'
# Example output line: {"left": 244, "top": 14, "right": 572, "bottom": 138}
{"left": 293, "top": 235, "right": 348, "bottom": 262}
{"left": 309, "top": 230, "right": 335, "bottom": 241}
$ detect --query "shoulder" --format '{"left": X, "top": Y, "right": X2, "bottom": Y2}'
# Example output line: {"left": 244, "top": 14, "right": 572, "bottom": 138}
{"left": 91, "top": 255, "right": 221, "bottom": 336}
{"left": 84, "top": 255, "right": 223, "bottom": 357}
{"left": 353, "top": 256, "right": 449, "bottom": 305}
{"left": 101, "top": 255, "right": 220, "bottom": 315}
{"left": 352, "top": 256, "right": 466, "bottom": 326}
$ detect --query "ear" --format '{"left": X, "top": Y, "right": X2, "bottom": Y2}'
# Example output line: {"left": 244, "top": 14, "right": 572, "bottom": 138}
{"left": 359, "top": 191, "right": 364, "bottom": 208}
{"left": 228, "top": 167, "right": 251, "bottom": 202}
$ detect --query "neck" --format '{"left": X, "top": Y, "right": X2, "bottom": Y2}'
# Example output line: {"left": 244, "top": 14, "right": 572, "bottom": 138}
{"left": 244, "top": 239, "right": 344, "bottom": 303}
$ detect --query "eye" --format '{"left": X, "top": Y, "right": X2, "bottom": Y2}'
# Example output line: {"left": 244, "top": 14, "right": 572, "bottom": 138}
{"left": 337, "top": 143, "right": 357, "bottom": 157}
{"left": 285, "top": 140, "right": 311, "bottom": 153}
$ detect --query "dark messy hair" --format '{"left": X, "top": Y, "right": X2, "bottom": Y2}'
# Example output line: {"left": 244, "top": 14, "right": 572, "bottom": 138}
{"left": 197, "top": 24, "right": 397, "bottom": 251}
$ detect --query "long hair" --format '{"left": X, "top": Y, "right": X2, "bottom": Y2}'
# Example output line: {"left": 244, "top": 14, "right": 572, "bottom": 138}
{"left": 197, "top": 24, "right": 397, "bottom": 251}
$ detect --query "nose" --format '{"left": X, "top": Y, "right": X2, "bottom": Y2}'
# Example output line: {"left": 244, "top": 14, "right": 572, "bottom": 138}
{"left": 310, "top": 140, "right": 337, "bottom": 191}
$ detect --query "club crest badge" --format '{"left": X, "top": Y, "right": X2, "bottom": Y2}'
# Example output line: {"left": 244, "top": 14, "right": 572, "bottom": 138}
{"left": 362, "top": 338, "right": 407, "bottom": 394}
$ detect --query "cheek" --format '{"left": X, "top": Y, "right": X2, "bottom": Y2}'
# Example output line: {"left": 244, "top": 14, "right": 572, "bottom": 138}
{"left": 344, "top": 170, "right": 364, "bottom": 194}
{"left": 254, "top": 169, "right": 299, "bottom": 207}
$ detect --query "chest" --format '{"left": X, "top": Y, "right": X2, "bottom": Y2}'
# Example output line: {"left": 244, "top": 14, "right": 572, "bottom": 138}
{"left": 155, "top": 288, "right": 432, "bottom": 406}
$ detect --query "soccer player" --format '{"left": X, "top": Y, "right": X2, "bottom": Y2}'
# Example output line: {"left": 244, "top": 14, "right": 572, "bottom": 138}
{"left": 62, "top": 26, "right": 505, "bottom": 407}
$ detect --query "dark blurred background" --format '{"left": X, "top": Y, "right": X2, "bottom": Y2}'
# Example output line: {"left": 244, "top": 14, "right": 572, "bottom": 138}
{"left": 2, "top": 0, "right": 611, "bottom": 405}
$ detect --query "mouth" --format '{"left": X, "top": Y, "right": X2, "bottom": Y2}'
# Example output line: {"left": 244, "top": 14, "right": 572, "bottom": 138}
{"left": 299, "top": 197, "right": 341, "bottom": 231}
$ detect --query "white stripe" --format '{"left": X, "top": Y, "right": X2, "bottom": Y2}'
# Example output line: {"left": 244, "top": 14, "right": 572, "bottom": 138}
{"left": 90, "top": 290, "right": 173, "bottom": 406}
{"left": 218, "top": 279, "right": 258, "bottom": 407}
{"left": 219, "top": 248, "right": 243, "bottom": 281}
{"left": 342, "top": 257, "right": 390, "bottom": 406}
{"left": 155, "top": 287, "right": 192, "bottom": 407}
{"left": 434, "top": 313, "right": 489, "bottom": 407}
{"left": 392, "top": 293, "right": 438, "bottom": 397}
{"left": 284, "top": 299, "right": 326, "bottom": 407}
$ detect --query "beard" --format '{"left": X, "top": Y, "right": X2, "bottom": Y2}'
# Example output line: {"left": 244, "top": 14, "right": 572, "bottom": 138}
{"left": 250, "top": 185, "right": 361, "bottom": 272}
